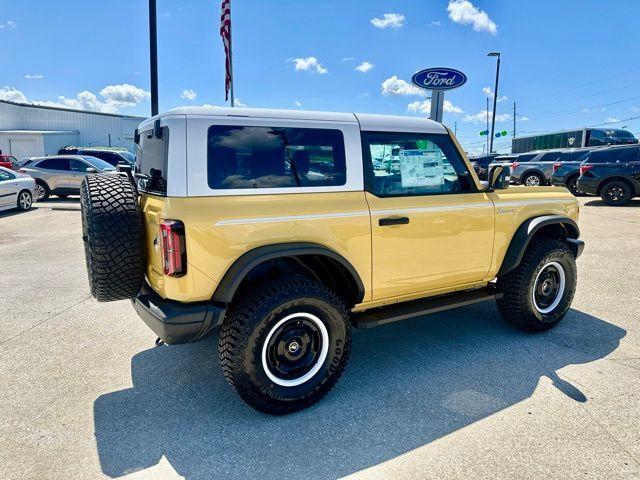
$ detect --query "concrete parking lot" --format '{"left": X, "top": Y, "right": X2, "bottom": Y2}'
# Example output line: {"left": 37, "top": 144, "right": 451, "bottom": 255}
{"left": 1, "top": 196, "right": 639, "bottom": 480}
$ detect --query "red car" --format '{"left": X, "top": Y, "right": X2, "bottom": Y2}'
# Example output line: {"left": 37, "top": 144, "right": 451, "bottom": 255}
{"left": 0, "top": 154, "right": 18, "bottom": 170}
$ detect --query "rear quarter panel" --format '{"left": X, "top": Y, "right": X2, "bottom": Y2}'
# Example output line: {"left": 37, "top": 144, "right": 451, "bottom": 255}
{"left": 142, "top": 192, "right": 372, "bottom": 302}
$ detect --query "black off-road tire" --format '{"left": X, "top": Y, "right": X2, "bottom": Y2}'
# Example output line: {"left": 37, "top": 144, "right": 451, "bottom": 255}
{"left": 600, "top": 179, "right": 632, "bottom": 206}
{"left": 80, "top": 174, "right": 144, "bottom": 302}
{"left": 497, "top": 238, "right": 576, "bottom": 332}
{"left": 35, "top": 180, "right": 50, "bottom": 201}
{"left": 219, "top": 275, "right": 351, "bottom": 415}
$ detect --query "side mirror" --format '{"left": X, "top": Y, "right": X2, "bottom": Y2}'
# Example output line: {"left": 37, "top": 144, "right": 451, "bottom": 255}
{"left": 488, "top": 165, "right": 510, "bottom": 190}
{"left": 85, "top": 167, "right": 97, "bottom": 173}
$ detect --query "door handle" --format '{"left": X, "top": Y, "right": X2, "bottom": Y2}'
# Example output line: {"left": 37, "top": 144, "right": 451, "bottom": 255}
{"left": 379, "top": 216, "right": 409, "bottom": 226}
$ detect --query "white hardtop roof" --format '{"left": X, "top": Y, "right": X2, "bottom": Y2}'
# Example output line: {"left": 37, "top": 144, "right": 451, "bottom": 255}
{"left": 139, "top": 106, "right": 447, "bottom": 134}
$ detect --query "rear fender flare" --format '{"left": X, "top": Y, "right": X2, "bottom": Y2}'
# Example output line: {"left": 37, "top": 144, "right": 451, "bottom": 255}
{"left": 212, "top": 242, "right": 365, "bottom": 305}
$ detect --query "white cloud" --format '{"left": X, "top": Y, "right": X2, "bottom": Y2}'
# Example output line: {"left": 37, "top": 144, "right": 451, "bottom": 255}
{"left": 2, "top": 83, "right": 149, "bottom": 113}
{"left": 290, "top": 56, "right": 328, "bottom": 74}
{"left": 607, "top": 117, "right": 621, "bottom": 123}
{"left": 447, "top": 0, "right": 497, "bottom": 35}
{"left": 630, "top": 106, "right": 640, "bottom": 112}
{"left": 0, "top": 86, "right": 28, "bottom": 103}
{"left": 407, "top": 99, "right": 464, "bottom": 115}
{"left": 355, "top": 61, "right": 374, "bottom": 73}
{"left": 381, "top": 75, "right": 426, "bottom": 96}
{"left": 519, "top": 116, "right": 530, "bottom": 121}
{"left": 342, "top": 57, "right": 354, "bottom": 62}
{"left": 482, "top": 86, "right": 507, "bottom": 102}
{"left": 24, "top": 74, "right": 43, "bottom": 80}
{"left": 358, "top": 92, "right": 371, "bottom": 98}
{"left": 181, "top": 88, "right": 197, "bottom": 101}
{"left": 235, "top": 99, "right": 248, "bottom": 107}
{"left": 428, "top": 20, "right": 441, "bottom": 27}
{"left": 294, "top": 100, "right": 303, "bottom": 107}
{"left": 371, "top": 13, "right": 405, "bottom": 29}
{"left": 463, "top": 110, "right": 511, "bottom": 123}
{"left": 0, "top": 20, "right": 16, "bottom": 29}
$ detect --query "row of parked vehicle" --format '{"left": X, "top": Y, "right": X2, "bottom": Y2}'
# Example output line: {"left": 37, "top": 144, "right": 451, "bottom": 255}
{"left": 470, "top": 144, "right": 640, "bottom": 205}
{"left": 0, "top": 148, "right": 134, "bottom": 212}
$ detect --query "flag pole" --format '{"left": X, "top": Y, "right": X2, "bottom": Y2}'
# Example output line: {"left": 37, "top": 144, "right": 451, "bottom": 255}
{"left": 228, "top": 3, "right": 235, "bottom": 108}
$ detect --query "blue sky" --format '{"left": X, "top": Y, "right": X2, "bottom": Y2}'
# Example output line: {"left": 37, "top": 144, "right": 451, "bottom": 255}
{"left": 2, "top": 0, "right": 640, "bottom": 154}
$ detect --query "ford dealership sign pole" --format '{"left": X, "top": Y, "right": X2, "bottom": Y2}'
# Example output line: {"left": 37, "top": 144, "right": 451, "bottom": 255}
{"left": 411, "top": 68, "right": 467, "bottom": 123}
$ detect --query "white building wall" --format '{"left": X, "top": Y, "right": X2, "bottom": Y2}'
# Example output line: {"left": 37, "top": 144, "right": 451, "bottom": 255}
{"left": 0, "top": 100, "right": 145, "bottom": 152}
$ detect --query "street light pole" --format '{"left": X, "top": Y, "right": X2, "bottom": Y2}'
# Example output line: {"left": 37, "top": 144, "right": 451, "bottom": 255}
{"left": 488, "top": 52, "right": 501, "bottom": 153}
{"left": 149, "top": 0, "right": 159, "bottom": 116}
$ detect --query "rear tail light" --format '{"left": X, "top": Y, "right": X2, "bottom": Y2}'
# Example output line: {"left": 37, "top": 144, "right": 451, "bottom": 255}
{"left": 159, "top": 220, "right": 186, "bottom": 277}
{"left": 511, "top": 162, "right": 519, "bottom": 170}
{"left": 579, "top": 165, "right": 593, "bottom": 176}
{"left": 553, "top": 162, "right": 561, "bottom": 172}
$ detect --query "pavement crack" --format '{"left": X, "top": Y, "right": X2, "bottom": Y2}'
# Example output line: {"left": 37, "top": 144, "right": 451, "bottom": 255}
{"left": 0, "top": 295, "right": 92, "bottom": 346}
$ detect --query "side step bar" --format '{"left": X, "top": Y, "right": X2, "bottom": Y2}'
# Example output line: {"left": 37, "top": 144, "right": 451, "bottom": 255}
{"left": 352, "top": 286, "right": 502, "bottom": 329}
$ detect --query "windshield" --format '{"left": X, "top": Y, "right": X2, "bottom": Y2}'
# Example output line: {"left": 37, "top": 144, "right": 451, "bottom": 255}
{"left": 82, "top": 156, "right": 116, "bottom": 171}
{"left": 607, "top": 130, "right": 635, "bottom": 138}
{"left": 118, "top": 151, "right": 136, "bottom": 164}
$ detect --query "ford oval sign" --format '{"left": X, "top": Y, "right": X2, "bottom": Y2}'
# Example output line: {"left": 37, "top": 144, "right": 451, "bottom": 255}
{"left": 411, "top": 68, "right": 467, "bottom": 91}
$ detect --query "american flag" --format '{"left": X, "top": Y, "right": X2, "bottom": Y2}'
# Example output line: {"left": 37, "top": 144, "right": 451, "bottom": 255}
{"left": 220, "top": 0, "right": 232, "bottom": 102}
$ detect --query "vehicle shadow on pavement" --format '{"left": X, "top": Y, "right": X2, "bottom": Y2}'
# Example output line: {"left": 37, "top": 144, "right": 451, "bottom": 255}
{"left": 584, "top": 199, "right": 640, "bottom": 208}
{"left": 0, "top": 207, "right": 39, "bottom": 219}
{"left": 93, "top": 304, "right": 624, "bottom": 480}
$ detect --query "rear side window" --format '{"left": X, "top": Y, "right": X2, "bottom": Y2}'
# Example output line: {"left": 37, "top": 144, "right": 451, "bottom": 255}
{"left": 537, "top": 151, "right": 562, "bottom": 162}
{"left": 207, "top": 126, "right": 346, "bottom": 189}
{"left": 36, "top": 158, "right": 71, "bottom": 171}
{"left": 586, "top": 147, "right": 639, "bottom": 164}
{"left": 136, "top": 127, "right": 169, "bottom": 195}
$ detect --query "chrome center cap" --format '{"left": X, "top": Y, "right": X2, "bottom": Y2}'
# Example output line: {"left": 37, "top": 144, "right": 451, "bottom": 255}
{"left": 288, "top": 341, "right": 300, "bottom": 353}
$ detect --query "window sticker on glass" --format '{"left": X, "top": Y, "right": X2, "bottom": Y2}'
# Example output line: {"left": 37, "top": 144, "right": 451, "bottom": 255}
{"left": 399, "top": 149, "right": 444, "bottom": 187}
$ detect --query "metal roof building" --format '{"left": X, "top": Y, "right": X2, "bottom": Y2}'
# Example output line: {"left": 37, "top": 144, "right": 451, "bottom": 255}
{"left": 0, "top": 99, "right": 146, "bottom": 159}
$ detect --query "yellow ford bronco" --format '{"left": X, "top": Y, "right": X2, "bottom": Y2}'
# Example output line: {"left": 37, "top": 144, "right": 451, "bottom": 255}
{"left": 80, "top": 107, "right": 584, "bottom": 414}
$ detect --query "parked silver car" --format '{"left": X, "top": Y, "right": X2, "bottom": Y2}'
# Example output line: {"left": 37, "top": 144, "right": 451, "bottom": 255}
{"left": 0, "top": 166, "right": 37, "bottom": 212}
{"left": 20, "top": 155, "right": 116, "bottom": 200}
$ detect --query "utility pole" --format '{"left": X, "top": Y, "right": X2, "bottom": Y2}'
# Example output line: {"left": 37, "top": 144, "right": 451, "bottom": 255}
{"left": 513, "top": 101, "right": 516, "bottom": 138}
{"left": 487, "top": 52, "right": 501, "bottom": 153}
{"left": 454, "top": 121, "right": 458, "bottom": 136}
{"left": 149, "top": 0, "right": 159, "bottom": 116}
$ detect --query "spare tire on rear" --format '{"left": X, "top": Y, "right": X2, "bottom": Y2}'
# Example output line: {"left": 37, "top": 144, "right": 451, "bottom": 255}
{"left": 81, "top": 174, "right": 144, "bottom": 302}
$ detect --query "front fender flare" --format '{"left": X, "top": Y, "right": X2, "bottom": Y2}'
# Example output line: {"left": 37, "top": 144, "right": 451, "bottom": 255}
{"left": 498, "top": 215, "right": 582, "bottom": 276}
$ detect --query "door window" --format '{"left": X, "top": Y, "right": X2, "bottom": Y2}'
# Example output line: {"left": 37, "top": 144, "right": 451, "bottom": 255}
{"left": 0, "top": 170, "right": 15, "bottom": 181}
{"left": 70, "top": 159, "right": 91, "bottom": 172}
{"left": 362, "top": 132, "right": 474, "bottom": 197}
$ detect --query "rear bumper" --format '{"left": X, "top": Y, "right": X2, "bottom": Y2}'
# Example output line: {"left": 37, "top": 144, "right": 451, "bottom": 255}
{"left": 131, "top": 283, "right": 226, "bottom": 344}
{"left": 576, "top": 177, "right": 599, "bottom": 195}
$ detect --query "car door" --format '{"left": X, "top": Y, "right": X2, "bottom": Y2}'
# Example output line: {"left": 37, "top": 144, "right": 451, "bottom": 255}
{"left": 69, "top": 159, "right": 92, "bottom": 189}
{"left": 0, "top": 169, "right": 18, "bottom": 207}
{"left": 362, "top": 131, "right": 495, "bottom": 300}
{"left": 35, "top": 157, "right": 72, "bottom": 191}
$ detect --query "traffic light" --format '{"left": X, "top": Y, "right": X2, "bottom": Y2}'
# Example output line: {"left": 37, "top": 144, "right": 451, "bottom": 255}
{"left": 478, "top": 130, "right": 489, "bottom": 136}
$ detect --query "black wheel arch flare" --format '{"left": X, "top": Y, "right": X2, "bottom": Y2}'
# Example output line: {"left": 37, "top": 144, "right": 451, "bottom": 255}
{"left": 212, "top": 242, "right": 366, "bottom": 305}
{"left": 499, "top": 215, "right": 582, "bottom": 276}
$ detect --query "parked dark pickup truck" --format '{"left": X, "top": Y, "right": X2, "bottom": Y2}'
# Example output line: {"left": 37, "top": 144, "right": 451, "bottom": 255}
{"left": 577, "top": 144, "right": 640, "bottom": 205}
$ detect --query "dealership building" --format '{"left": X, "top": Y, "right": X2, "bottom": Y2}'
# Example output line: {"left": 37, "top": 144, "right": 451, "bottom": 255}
{"left": 0, "top": 99, "right": 145, "bottom": 159}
